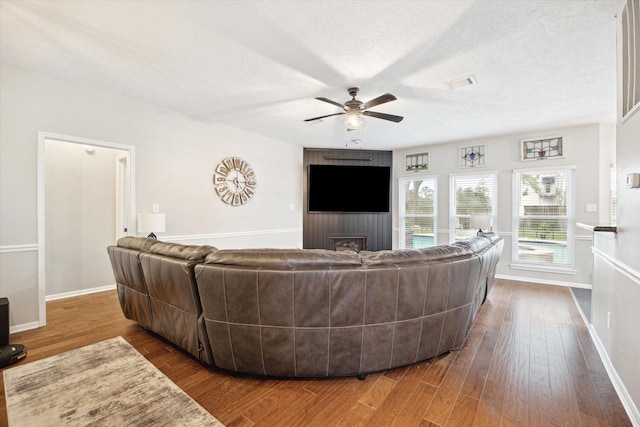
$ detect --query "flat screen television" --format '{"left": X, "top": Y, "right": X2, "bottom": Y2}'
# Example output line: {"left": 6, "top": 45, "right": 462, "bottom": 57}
{"left": 307, "top": 164, "right": 391, "bottom": 213}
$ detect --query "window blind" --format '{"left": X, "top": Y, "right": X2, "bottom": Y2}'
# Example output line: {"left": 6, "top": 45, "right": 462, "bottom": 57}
{"left": 399, "top": 176, "right": 437, "bottom": 249}
{"left": 449, "top": 173, "right": 497, "bottom": 242}
{"left": 512, "top": 167, "right": 575, "bottom": 267}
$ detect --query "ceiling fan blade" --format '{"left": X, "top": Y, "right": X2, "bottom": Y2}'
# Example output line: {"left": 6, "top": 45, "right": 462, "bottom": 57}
{"left": 361, "top": 93, "right": 397, "bottom": 110}
{"left": 304, "top": 112, "right": 346, "bottom": 122}
{"left": 315, "top": 97, "right": 346, "bottom": 109}
{"left": 363, "top": 110, "right": 404, "bottom": 123}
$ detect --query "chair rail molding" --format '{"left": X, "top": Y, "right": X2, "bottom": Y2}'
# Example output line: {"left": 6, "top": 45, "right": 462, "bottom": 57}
{"left": 592, "top": 246, "right": 640, "bottom": 286}
{"left": 162, "top": 227, "right": 302, "bottom": 242}
{"left": 0, "top": 244, "right": 38, "bottom": 254}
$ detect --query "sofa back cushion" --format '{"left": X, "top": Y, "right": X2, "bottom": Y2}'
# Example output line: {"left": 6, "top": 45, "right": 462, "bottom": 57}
{"left": 360, "top": 243, "right": 479, "bottom": 266}
{"left": 107, "top": 245, "right": 152, "bottom": 328}
{"left": 115, "top": 236, "right": 157, "bottom": 252}
{"left": 148, "top": 241, "right": 216, "bottom": 260}
{"left": 139, "top": 243, "right": 216, "bottom": 364}
{"left": 139, "top": 241, "right": 215, "bottom": 316}
{"left": 108, "top": 246, "right": 148, "bottom": 294}
{"left": 359, "top": 249, "right": 427, "bottom": 265}
{"left": 204, "top": 248, "right": 362, "bottom": 268}
{"left": 451, "top": 235, "right": 492, "bottom": 253}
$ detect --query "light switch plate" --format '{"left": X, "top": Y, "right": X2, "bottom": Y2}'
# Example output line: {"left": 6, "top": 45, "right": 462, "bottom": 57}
{"left": 585, "top": 203, "right": 597, "bottom": 212}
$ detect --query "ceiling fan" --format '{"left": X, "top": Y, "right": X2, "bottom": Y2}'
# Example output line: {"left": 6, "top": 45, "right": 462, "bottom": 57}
{"left": 304, "top": 87, "right": 404, "bottom": 131}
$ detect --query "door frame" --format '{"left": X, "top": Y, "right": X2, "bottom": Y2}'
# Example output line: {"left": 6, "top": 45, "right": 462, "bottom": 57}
{"left": 116, "top": 153, "right": 132, "bottom": 240}
{"left": 37, "top": 132, "right": 136, "bottom": 326}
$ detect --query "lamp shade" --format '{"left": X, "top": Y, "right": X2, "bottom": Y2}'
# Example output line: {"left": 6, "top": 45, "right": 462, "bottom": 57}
{"left": 137, "top": 213, "right": 166, "bottom": 234}
{"left": 470, "top": 214, "right": 491, "bottom": 231}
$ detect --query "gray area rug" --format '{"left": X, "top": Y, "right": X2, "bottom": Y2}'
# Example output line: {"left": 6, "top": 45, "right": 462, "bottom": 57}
{"left": 3, "top": 336, "right": 224, "bottom": 426}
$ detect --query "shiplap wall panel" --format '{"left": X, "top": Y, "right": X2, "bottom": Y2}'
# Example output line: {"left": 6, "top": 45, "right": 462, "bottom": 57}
{"left": 303, "top": 148, "right": 392, "bottom": 251}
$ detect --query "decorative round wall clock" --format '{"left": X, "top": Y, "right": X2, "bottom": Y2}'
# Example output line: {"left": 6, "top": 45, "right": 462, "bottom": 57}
{"left": 213, "top": 157, "right": 257, "bottom": 206}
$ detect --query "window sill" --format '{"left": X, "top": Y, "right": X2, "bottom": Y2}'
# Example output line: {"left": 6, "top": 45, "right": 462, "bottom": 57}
{"left": 509, "top": 263, "right": 577, "bottom": 275}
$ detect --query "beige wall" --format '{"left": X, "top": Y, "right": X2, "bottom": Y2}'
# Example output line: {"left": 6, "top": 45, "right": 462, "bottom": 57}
{"left": 588, "top": 1, "right": 640, "bottom": 422}
{"left": 615, "top": 114, "right": 640, "bottom": 266}
{"left": 0, "top": 62, "right": 303, "bottom": 329}
{"left": 590, "top": 69, "right": 640, "bottom": 426}
{"left": 393, "top": 122, "right": 613, "bottom": 287}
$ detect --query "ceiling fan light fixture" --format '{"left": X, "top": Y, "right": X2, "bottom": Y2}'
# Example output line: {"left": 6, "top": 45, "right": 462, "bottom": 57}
{"left": 305, "top": 88, "right": 401, "bottom": 129}
{"left": 343, "top": 111, "right": 365, "bottom": 130}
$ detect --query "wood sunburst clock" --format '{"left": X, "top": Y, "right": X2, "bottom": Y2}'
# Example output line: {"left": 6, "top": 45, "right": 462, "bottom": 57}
{"left": 213, "top": 157, "right": 257, "bottom": 206}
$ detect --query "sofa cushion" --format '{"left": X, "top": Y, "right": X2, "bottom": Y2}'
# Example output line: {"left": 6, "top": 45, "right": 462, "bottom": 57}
{"left": 479, "top": 232, "right": 500, "bottom": 244}
{"left": 204, "top": 248, "right": 361, "bottom": 268}
{"left": 116, "top": 236, "right": 157, "bottom": 252}
{"left": 148, "top": 242, "right": 216, "bottom": 261}
{"left": 452, "top": 236, "right": 491, "bottom": 253}
{"left": 420, "top": 244, "right": 473, "bottom": 260}
{"left": 359, "top": 249, "right": 427, "bottom": 265}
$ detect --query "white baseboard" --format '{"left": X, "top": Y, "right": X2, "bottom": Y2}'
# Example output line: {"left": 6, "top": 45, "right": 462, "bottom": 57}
{"left": 495, "top": 274, "right": 592, "bottom": 289}
{"left": 9, "top": 285, "right": 117, "bottom": 334}
{"left": 9, "top": 320, "right": 41, "bottom": 334}
{"left": 45, "top": 284, "right": 116, "bottom": 302}
{"left": 588, "top": 325, "right": 640, "bottom": 426}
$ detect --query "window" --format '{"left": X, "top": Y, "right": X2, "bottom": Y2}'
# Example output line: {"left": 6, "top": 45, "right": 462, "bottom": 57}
{"left": 512, "top": 167, "right": 575, "bottom": 269}
{"left": 399, "top": 176, "right": 437, "bottom": 248}
{"left": 449, "top": 173, "right": 497, "bottom": 242}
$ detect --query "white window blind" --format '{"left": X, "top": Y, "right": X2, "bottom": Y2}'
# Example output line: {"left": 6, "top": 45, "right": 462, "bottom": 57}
{"left": 449, "top": 173, "right": 497, "bottom": 242}
{"left": 512, "top": 167, "right": 575, "bottom": 268}
{"left": 399, "top": 176, "right": 437, "bottom": 249}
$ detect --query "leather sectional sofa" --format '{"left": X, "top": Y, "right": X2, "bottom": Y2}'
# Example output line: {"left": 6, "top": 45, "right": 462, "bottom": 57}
{"left": 107, "top": 234, "right": 503, "bottom": 378}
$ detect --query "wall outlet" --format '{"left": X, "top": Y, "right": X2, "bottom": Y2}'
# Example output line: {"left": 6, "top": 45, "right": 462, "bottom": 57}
{"left": 585, "top": 203, "right": 597, "bottom": 212}
{"left": 152, "top": 204, "right": 160, "bottom": 213}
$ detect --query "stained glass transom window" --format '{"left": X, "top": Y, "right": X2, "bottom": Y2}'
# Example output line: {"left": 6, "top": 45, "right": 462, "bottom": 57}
{"left": 405, "top": 152, "right": 429, "bottom": 172}
{"left": 459, "top": 144, "right": 486, "bottom": 168}
{"left": 521, "top": 137, "right": 563, "bottom": 161}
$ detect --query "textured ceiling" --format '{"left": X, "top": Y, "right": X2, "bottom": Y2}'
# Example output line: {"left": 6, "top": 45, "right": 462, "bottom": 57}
{"left": 0, "top": 0, "right": 624, "bottom": 150}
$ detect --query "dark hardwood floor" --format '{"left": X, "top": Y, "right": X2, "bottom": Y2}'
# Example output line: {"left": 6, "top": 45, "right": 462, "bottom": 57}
{"left": 1, "top": 279, "right": 632, "bottom": 426}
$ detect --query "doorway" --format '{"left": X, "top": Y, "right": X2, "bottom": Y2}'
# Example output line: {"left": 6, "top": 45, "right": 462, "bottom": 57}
{"left": 37, "top": 132, "right": 136, "bottom": 326}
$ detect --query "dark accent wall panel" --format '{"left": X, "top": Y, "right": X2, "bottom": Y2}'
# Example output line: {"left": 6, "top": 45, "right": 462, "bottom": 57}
{"left": 303, "top": 148, "right": 392, "bottom": 251}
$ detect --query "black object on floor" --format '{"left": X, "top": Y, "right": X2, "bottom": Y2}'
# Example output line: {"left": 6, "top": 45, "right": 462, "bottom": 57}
{"left": 0, "top": 297, "right": 27, "bottom": 368}
{"left": 0, "top": 344, "right": 27, "bottom": 368}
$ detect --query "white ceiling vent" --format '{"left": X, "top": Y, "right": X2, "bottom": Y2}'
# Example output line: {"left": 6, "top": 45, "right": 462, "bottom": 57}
{"left": 446, "top": 75, "right": 477, "bottom": 89}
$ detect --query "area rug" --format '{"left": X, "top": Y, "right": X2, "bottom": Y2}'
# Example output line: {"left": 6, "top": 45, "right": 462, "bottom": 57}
{"left": 3, "top": 336, "right": 224, "bottom": 426}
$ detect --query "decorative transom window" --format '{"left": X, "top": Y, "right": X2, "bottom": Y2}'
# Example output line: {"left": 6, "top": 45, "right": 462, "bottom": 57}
{"left": 399, "top": 176, "right": 437, "bottom": 249}
{"left": 512, "top": 167, "right": 575, "bottom": 269}
{"left": 449, "top": 173, "right": 497, "bottom": 242}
